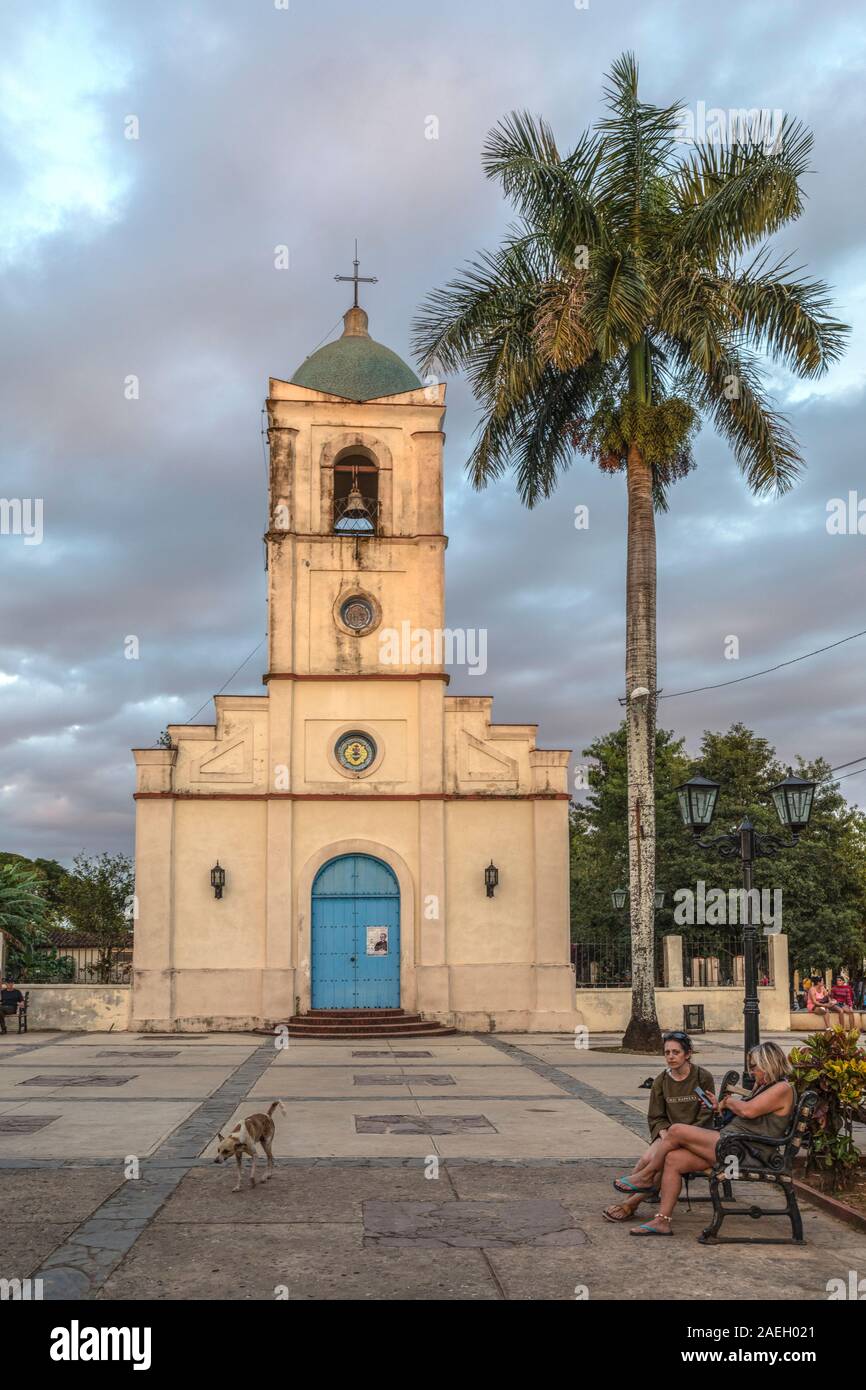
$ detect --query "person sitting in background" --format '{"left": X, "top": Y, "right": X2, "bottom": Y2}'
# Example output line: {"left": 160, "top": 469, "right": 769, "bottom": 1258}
{"left": 806, "top": 979, "right": 849, "bottom": 1030}
{"left": 0, "top": 979, "right": 24, "bottom": 1034}
{"left": 602, "top": 1031, "right": 715, "bottom": 1224}
{"left": 830, "top": 977, "right": 859, "bottom": 1032}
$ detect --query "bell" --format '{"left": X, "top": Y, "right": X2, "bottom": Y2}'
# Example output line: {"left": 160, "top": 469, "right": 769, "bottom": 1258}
{"left": 344, "top": 483, "right": 370, "bottom": 520}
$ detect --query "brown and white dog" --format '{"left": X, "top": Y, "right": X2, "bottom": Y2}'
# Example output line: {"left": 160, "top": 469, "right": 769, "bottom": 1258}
{"left": 214, "top": 1101, "right": 286, "bottom": 1192}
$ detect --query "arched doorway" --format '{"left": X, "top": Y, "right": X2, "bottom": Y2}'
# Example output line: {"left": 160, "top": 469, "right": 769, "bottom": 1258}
{"left": 311, "top": 854, "right": 400, "bottom": 1008}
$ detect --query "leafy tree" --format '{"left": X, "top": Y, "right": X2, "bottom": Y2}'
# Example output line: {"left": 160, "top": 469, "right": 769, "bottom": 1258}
{"left": 414, "top": 55, "right": 847, "bottom": 1049}
{"left": 0, "top": 860, "right": 51, "bottom": 949}
{"left": 58, "top": 853, "right": 135, "bottom": 982}
{"left": 0, "top": 860, "right": 58, "bottom": 980}
{"left": 571, "top": 722, "right": 866, "bottom": 991}
{"left": 0, "top": 853, "right": 69, "bottom": 909}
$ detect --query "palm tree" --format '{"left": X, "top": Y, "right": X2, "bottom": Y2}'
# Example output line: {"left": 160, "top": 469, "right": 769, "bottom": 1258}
{"left": 0, "top": 860, "right": 50, "bottom": 963}
{"left": 413, "top": 53, "right": 848, "bottom": 1049}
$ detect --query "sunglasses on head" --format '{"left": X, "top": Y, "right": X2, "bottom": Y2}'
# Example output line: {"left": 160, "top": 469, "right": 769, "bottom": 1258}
{"left": 662, "top": 1031, "right": 689, "bottom": 1044}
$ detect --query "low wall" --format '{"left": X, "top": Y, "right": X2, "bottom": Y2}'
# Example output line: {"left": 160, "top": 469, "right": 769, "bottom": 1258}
{"left": 573, "top": 931, "right": 792, "bottom": 1032}
{"left": 574, "top": 985, "right": 789, "bottom": 1033}
{"left": 20, "top": 985, "right": 132, "bottom": 1032}
{"left": 789, "top": 1010, "right": 866, "bottom": 1032}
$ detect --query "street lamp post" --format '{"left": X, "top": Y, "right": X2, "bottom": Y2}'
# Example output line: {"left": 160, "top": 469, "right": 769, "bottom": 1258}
{"left": 675, "top": 769, "right": 816, "bottom": 1088}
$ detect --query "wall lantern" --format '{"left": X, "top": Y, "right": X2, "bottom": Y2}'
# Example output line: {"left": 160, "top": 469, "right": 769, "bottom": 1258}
{"left": 210, "top": 861, "right": 226, "bottom": 899}
{"left": 485, "top": 861, "right": 499, "bottom": 898}
{"left": 654, "top": 890, "right": 665, "bottom": 911}
{"left": 675, "top": 775, "right": 721, "bottom": 834}
{"left": 769, "top": 769, "right": 816, "bottom": 833}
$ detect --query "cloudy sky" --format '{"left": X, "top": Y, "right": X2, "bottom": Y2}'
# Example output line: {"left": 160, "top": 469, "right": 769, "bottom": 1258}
{"left": 1, "top": 0, "right": 864, "bottom": 863}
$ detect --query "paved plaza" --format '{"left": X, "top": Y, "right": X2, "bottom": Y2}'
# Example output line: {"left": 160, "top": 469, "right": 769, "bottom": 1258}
{"left": 1, "top": 1028, "right": 863, "bottom": 1301}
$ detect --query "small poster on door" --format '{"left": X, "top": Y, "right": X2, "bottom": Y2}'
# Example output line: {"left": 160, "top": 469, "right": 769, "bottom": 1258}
{"left": 366, "top": 926, "right": 389, "bottom": 955}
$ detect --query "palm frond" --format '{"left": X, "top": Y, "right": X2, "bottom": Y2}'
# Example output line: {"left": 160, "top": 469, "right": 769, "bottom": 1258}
{"left": 720, "top": 252, "right": 849, "bottom": 376}
{"left": 672, "top": 117, "right": 813, "bottom": 257}
{"left": 468, "top": 357, "right": 614, "bottom": 504}
{"left": 675, "top": 340, "right": 803, "bottom": 494}
{"left": 482, "top": 112, "right": 605, "bottom": 256}
{"left": 584, "top": 247, "right": 654, "bottom": 356}
{"left": 594, "top": 52, "right": 684, "bottom": 247}
{"left": 411, "top": 233, "right": 547, "bottom": 375}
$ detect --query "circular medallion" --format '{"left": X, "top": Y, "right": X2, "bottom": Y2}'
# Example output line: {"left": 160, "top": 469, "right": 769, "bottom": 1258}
{"left": 340, "top": 596, "right": 375, "bottom": 633}
{"left": 335, "top": 731, "right": 377, "bottom": 772}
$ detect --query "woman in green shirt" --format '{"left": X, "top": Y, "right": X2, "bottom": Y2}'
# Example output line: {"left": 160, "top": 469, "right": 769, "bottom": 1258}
{"left": 603, "top": 1031, "right": 715, "bottom": 1223}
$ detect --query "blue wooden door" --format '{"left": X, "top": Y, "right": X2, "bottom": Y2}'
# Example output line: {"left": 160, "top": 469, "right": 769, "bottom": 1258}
{"left": 311, "top": 855, "right": 400, "bottom": 1008}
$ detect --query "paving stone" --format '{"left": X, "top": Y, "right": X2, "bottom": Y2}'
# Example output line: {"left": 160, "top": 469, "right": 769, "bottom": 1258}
{"left": 98, "top": 1221, "right": 497, "bottom": 1301}
{"left": 18, "top": 1074, "right": 137, "bottom": 1088}
{"left": 362, "top": 1198, "right": 588, "bottom": 1249}
{"left": 352, "top": 1051, "right": 433, "bottom": 1058}
{"left": 355, "top": 1114, "right": 496, "bottom": 1135}
{"left": 153, "top": 1164, "right": 456, "bottom": 1223}
{"left": 98, "top": 1050, "right": 180, "bottom": 1059}
{"left": 0, "top": 1167, "right": 126, "bottom": 1220}
{"left": 352, "top": 1073, "right": 455, "bottom": 1086}
{"left": 0, "top": 1115, "right": 60, "bottom": 1134}
{"left": 0, "top": 1224, "right": 81, "bottom": 1280}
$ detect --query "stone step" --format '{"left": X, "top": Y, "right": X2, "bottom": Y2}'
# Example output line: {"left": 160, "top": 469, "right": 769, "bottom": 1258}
{"left": 277, "top": 1015, "right": 457, "bottom": 1037}
{"left": 283, "top": 1027, "right": 458, "bottom": 1038}
{"left": 295, "top": 1009, "right": 411, "bottom": 1020}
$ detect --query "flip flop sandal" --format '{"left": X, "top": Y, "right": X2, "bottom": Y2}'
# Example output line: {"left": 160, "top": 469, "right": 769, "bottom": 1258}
{"left": 629, "top": 1218, "right": 672, "bottom": 1237}
{"left": 602, "top": 1204, "right": 633, "bottom": 1223}
{"left": 613, "top": 1178, "right": 658, "bottom": 1195}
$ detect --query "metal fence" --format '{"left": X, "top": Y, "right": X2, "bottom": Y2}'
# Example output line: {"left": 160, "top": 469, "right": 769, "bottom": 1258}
{"left": 571, "top": 934, "right": 773, "bottom": 989}
{"left": 572, "top": 939, "right": 667, "bottom": 989}
{"left": 13, "top": 945, "right": 133, "bottom": 985}
{"left": 681, "top": 935, "right": 773, "bottom": 988}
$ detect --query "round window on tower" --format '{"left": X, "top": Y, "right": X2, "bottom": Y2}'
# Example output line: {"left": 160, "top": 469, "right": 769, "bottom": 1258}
{"left": 335, "top": 731, "right": 377, "bottom": 773}
{"left": 338, "top": 594, "right": 376, "bottom": 634}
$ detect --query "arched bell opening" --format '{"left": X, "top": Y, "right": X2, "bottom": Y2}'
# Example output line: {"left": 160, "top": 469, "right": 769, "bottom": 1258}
{"left": 333, "top": 454, "right": 379, "bottom": 534}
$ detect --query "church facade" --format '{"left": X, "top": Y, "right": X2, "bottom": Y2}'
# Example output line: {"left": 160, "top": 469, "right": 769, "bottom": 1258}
{"left": 131, "top": 300, "right": 577, "bottom": 1033}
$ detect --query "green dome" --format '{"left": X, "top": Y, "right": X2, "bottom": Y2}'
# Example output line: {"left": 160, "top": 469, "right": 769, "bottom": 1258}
{"left": 291, "top": 307, "right": 421, "bottom": 400}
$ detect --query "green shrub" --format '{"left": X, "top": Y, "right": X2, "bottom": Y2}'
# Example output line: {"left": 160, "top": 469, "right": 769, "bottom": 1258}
{"left": 789, "top": 1029, "right": 866, "bottom": 1188}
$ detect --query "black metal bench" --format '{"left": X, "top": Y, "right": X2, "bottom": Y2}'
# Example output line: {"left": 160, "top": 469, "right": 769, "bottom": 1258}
{"left": 698, "top": 1088, "right": 818, "bottom": 1245}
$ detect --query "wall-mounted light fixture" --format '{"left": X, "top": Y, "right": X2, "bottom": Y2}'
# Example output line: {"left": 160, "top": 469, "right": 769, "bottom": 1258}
{"left": 210, "top": 862, "right": 226, "bottom": 899}
{"left": 485, "top": 861, "right": 499, "bottom": 898}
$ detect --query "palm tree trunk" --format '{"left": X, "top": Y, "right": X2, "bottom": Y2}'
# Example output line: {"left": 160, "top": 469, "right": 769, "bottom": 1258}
{"left": 621, "top": 432, "right": 662, "bottom": 1052}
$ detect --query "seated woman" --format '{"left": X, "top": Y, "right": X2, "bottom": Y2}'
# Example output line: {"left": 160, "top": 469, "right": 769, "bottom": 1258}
{"left": 830, "top": 977, "right": 859, "bottom": 1033}
{"left": 603, "top": 1031, "right": 715, "bottom": 1224}
{"left": 807, "top": 979, "right": 851, "bottom": 1030}
{"left": 628, "top": 1040, "right": 795, "bottom": 1236}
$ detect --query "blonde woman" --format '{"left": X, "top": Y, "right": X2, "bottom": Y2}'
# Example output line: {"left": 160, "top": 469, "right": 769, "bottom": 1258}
{"left": 629, "top": 1041, "right": 795, "bottom": 1237}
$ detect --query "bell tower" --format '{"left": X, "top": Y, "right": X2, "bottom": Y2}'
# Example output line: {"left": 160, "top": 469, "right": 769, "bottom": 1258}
{"left": 264, "top": 298, "right": 446, "bottom": 681}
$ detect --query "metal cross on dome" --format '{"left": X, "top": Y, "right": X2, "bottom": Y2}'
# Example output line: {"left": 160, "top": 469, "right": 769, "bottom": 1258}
{"left": 334, "top": 240, "right": 378, "bottom": 307}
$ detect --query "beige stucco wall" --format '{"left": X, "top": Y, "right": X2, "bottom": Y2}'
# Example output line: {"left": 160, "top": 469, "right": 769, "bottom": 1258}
{"left": 21, "top": 985, "right": 132, "bottom": 1032}
{"left": 573, "top": 985, "right": 790, "bottom": 1033}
